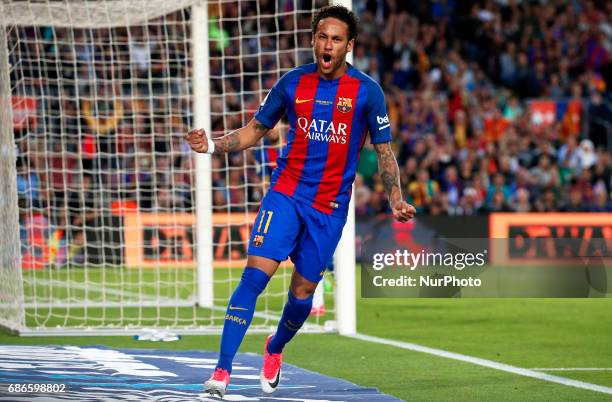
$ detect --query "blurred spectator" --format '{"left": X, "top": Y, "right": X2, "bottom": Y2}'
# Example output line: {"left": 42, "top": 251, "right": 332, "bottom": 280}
{"left": 357, "top": 142, "right": 379, "bottom": 186}
{"left": 354, "top": 174, "right": 373, "bottom": 217}
{"left": 67, "top": 175, "right": 97, "bottom": 264}
{"left": 486, "top": 173, "right": 513, "bottom": 205}
{"left": 481, "top": 190, "right": 512, "bottom": 214}
{"left": 513, "top": 188, "right": 531, "bottom": 213}
{"left": 563, "top": 187, "right": 588, "bottom": 212}
{"left": 440, "top": 165, "right": 462, "bottom": 209}
{"left": 590, "top": 187, "right": 612, "bottom": 212}
{"left": 16, "top": 155, "right": 41, "bottom": 210}
{"left": 407, "top": 170, "right": 440, "bottom": 213}
{"left": 530, "top": 155, "right": 560, "bottom": 189}
{"left": 576, "top": 139, "right": 598, "bottom": 171}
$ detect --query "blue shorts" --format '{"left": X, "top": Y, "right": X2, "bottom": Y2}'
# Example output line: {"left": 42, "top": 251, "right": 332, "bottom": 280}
{"left": 247, "top": 190, "right": 346, "bottom": 283}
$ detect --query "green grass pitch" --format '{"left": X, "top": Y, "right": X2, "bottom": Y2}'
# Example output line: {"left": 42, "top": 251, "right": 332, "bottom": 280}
{"left": 1, "top": 266, "right": 611, "bottom": 401}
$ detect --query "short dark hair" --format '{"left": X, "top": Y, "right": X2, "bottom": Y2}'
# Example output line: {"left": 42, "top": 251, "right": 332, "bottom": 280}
{"left": 312, "top": 5, "right": 359, "bottom": 41}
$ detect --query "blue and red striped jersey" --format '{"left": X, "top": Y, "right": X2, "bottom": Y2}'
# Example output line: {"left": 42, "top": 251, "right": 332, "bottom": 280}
{"left": 255, "top": 63, "right": 391, "bottom": 217}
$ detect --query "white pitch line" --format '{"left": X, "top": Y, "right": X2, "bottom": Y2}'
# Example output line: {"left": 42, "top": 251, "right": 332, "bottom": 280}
{"left": 532, "top": 368, "right": 612, "bottom": 371}
{"left": 348, "top": 333, "right": 612, "bottom": 396}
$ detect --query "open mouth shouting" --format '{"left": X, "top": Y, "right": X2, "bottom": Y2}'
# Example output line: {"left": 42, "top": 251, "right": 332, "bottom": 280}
{"left": 322, "top": 53, "right": 332, "bottom": 69}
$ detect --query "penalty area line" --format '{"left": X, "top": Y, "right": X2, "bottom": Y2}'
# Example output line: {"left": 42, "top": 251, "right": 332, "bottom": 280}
{"left": 348, "top": 332, "right": 612, "bottom": 396}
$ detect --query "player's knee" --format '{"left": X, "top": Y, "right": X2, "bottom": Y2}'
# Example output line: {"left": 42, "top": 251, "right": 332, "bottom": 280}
{"left": 289, "top": 282, "right": 316, "bottom": 299}
{"left": 241, "top": 266, "right": 271, "bottom": 294}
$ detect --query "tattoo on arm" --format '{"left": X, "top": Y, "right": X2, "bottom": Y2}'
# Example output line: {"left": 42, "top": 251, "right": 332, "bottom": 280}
{"left": 213, "top": 133, "right": 241, "bottom": 154}
{"left": 376, "top": 143, "right": 402, "bottom": 205}
{"left": 381, "top": 171, "right": 398, "bottom": 195}
{"left": 254, "top": 121, "right": 269, "bottom": 137}
{"left": 212, "top": 120, "right": 269, "bottom": 154}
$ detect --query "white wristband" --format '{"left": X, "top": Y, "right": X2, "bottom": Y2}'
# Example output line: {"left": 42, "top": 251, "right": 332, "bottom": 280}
{"left": 206, "top": 137, "right": 215, "bottom": 154}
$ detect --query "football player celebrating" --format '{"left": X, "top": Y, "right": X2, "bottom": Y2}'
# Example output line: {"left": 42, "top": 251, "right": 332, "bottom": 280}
{"left": 186, "top": 5, "right": 415, "bottom": 397}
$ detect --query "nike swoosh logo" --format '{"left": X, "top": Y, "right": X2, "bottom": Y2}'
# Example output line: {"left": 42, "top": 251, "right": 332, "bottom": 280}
{"left": 229, "top": 305, "right": 249, "bottom": 311}
{"left": 295, "top": 97, "right": 313, "bottom": 104}
{"left": 268, "top": 370, "right": 280, "bottom": 388}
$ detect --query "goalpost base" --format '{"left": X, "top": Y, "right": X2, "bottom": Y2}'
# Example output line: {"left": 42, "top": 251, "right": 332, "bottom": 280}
{"left": 0, "top": 322, "right": 20, "bottom": 336}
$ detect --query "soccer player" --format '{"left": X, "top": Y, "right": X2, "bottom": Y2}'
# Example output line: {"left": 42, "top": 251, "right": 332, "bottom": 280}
{"left": 185, "top": 5, "right": 416, "bottom": 398}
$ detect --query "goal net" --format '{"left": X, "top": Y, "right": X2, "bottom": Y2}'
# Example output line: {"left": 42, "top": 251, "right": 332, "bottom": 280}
{"left": 0, "top": 0, "right": 349, "bottom": 336}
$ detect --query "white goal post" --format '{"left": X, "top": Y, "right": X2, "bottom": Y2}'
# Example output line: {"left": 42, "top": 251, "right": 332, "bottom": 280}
{"left": 0, "top": 0, "right": 356, "bottom": 336}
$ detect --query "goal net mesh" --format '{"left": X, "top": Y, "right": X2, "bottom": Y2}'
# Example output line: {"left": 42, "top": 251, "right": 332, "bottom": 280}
{"left": 0, "top": 0, "right": 333, "bottom": 334}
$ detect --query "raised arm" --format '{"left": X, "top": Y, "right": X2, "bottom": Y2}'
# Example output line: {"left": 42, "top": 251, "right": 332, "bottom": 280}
{"left": 374, "top": 142, "right": 416, "bottom": 222}
{"left": 185, "top": 118, "right": 270, "bottom": 155}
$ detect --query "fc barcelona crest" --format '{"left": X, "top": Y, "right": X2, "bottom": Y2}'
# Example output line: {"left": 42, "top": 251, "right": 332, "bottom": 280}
{"left": 253, "top": 234, "right": 265, "bottom": 247}
{"left": 337, "top": 97, "right": 352, "bottom": 113}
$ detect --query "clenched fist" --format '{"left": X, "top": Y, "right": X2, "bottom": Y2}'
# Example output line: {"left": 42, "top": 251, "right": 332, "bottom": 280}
{"left": 391, "top": 200, "right": 416, "bottom": 223}
{"left": 185, "top": 128, "right": 209, "bottom": 153}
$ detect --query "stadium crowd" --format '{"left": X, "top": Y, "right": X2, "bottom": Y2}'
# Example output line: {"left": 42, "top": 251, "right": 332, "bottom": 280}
{"left": 351, "top": 0, "right": 611, "bottom": 216}
{"left": 208, "top": 0, "right": 612, "bottom": 216}
{"left": 13, "top": 11, "right": 195, "bottom": 219}
{"left": 12, "top": 0, "right": 612, "bottom": 230}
